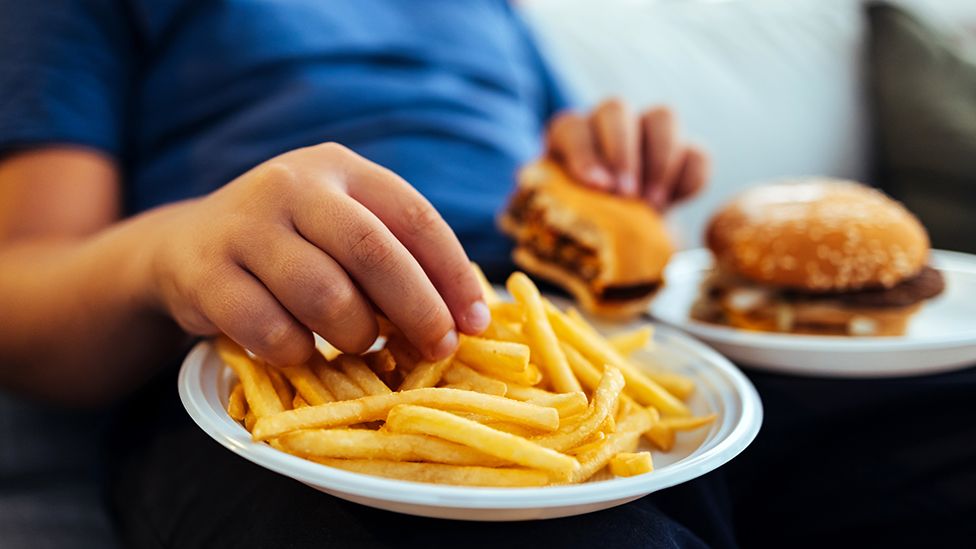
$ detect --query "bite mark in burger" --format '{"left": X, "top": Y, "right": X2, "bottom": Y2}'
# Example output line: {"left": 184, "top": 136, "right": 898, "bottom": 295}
{"left": 499, "top": 161, "right": 674, "bottom": 319}
{"left": 692, "top": 179, "right": 945, "bottom": 336}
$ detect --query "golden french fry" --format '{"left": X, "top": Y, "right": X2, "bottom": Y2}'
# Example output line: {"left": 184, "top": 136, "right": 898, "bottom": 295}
{"left": 364, "top": 348, "right": 396, "bottom": 372}
{"left": 643, "top": 370, "right": 696, "bottom": 401}
{"left": 507, "top": 273, "right": 582, "bottom": 393}
{"left": 565, "top": 433, "right": 606, "bottom": 455}
{"left": 481, "top": 320, "right": 528, "bottom": 344}
{"left": 532, "top": 367, "right": 625, "bottom": 452}
{"left": 278, "top": 429, "right": 504, "bottom": 466}
{"left": 441, "top": 382, "right": 475, "bottom": 391}
{"left": 335, "top": 354, "right": 392, "bottom": 396}
{"left": 481, "top": 362, "right": 544, "bottom": 386}
{"left": 569, "top": 407, "right": 654, "bottom": 483}
{"left": 385, "top": 334, "right": 421, "bottom": 372}
{"left": 244, "top": 410, "right": 258, "bottom": 432}
{"left": 252, "top": 387, "right": 560, "bottom": 440}
{"left": 644, "top": 421, "right": 675, "bottom": 451}
{"left": 490, "top": 302, "right": 526, "bottom": 324}
{"left": 278, "top": 362, "right": 335, "bottom": 405}
{"left": 505, "top": 386, "right": 588, "bottom": 418}
{"left": 451, "top": 412, "right": 544, "bottom": 437}
{"left": 471, "top": 262, "right": 500, "bottom": 306}
{"left": 399, "top": 354, "right": 454, "bottom": 390}
{"left": 293, "top": 394, "right": 309, "bottom": 409}
{"left": 608, "top": 327, "right": 654, "bottom": 356}
{"left": 443, "top": 363, "right": 508, "bottom": 396}
{"left": 609, "top": 452, "right": 654, "bottom": 477}
{"left": 559, "top": 341, "right": 603, "bottom": 391}
{"left": 227, "top": 382, "right": 247, "bottom": 421}
{"left": 386, "top": 405, "right": 579, "bottom": 477}
{"left": 314, "top": 458, "right": 549, "bottom": 487}
{"left": 545, "top": 302, "right": 689, "bottom": 416}
{"left": 266, "top": 366, "right": 295, "bottom": 410}
{"left": 456, "top": 336, "right": 530, "bottom": 374}
{"left": 660, "top": 414, "right": 716, "bottom": 431}
{"left": 312, "top": 356, "right": 366, "bottom": 400}
{"left": 216, "top": 336, "right": 284, "bottom": 417}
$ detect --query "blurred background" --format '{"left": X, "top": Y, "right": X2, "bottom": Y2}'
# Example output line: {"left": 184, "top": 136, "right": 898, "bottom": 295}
{"left": 519, "top": 0, "right": 976, "bottom": 252}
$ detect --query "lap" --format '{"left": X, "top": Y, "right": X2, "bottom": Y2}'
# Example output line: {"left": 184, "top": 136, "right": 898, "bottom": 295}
{"left": 107, "top": 375, "right": 734, "bottom": 549}
{"left": 727, "top": 365, "right": 976, "bottom": 548}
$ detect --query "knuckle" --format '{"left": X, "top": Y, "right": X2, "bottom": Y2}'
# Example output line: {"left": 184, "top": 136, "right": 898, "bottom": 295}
{"left": 314, "top": 281, "right": 361, "bottom": 326}
{"left": 412, "top": 300, "right": 451, "bottom": 341}
{"left": 402, "top": 201, "right": 445, "bottom": 238}
{"left": 258, "top": 161, "right": 302, "bottom": 194}
{"left": 349, "top": 228, "right": 397, "bottom": 274}
{"left": 314, "top": 141, "right": 354, "bottom": 160}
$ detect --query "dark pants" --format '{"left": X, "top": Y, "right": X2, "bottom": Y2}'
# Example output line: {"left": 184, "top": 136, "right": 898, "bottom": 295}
{"left": 107, "top": 364, "right": 976, "bottom": 548}
{"left": 726, "top": 366, "right": 976, "bottom": 548}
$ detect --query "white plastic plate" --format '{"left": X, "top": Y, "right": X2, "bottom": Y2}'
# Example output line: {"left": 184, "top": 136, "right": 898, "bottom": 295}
{"left": 651, "top": 249, "right": 976, "bottom": 378}
{"left": 178, "top": 320, "right": 761, "bottom": 521}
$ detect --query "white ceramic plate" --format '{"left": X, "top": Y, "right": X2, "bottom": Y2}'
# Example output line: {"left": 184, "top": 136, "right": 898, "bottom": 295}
{"left": 178, "top": 321, "right": 761, "bottom": 521}
{"left": 651, "top": 248, "right": 976, "bottom": 378}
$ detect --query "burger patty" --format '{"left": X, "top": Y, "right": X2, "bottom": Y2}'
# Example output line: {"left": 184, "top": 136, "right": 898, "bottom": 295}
{"left": 787, "top": 266, "right": 945, "bottom": 308}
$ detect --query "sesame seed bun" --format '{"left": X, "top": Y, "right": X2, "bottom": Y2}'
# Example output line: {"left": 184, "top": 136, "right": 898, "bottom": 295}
{"left": 706, "top": 179, "right": 930, "bottom": 291}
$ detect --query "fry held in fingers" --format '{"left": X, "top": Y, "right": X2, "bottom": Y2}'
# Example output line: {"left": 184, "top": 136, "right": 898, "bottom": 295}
{"left": 217, "top": 268, "right": 714, "bottom": 487}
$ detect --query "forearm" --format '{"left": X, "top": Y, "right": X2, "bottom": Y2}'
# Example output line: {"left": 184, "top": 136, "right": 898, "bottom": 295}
{"left": 0, "top": 205, "right": 186, "bottom": 405}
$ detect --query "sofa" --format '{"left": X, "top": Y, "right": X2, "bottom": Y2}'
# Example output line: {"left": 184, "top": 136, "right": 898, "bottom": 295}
{"left": 520, "top": 0, "right": 976, "bottom": 248}
{"left": 4, "top": 1, "right": 974, "bottom": 547}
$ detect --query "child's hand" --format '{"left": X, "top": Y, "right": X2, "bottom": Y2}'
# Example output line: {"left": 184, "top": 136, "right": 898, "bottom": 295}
{"left": 545, "top": 99, "right": 710, "bottom": 209}
{"left": 148, "top": 143, "right": 490, "bottom": 367}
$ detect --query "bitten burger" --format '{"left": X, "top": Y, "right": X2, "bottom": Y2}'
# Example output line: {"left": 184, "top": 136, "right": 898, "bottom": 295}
{"left": 500, "top": 161, "right": 673, "bottom": 319}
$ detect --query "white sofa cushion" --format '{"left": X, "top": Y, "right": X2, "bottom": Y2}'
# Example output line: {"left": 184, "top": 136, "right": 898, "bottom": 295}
{"left": 518, "top": 0, "right": 974, "bottom": 247}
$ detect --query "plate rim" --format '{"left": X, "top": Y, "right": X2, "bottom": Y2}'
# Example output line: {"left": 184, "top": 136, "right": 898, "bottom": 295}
{"left": 651, "top": 248, "right": 976, "bottom": 352}
{"left": 178, "top": 325, "right": 762, "bottom": 511}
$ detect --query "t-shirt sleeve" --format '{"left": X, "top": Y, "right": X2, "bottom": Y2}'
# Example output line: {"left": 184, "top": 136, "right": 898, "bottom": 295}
{"left": 0, "top": 0, "right": 135, "bottom": 158}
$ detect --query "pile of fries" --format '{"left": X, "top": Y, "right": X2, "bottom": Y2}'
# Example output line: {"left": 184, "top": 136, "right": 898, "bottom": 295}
{"left": 220, "top": 269, "right": 714, "bottom": 487}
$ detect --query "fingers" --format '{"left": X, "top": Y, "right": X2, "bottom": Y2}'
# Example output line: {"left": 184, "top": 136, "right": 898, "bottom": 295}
{"left": 669, "top": 145, "right": 710, "bottom": 205}
{"left": 546, "top": 112, "right": 614, "bottom": 190}
{"left": 198, "top": 264, "right": 314, "bottom": 367}
{"left": 237, "top": 228, "right": 379, "bottom": 354}
{"left": 292, "top": 185, "right": 458, "bottom": 361}
{"left": 342, "top": 160, "right": 490, "bottom": 337}
{"left": 640, "top": 107, "right": 682, "bottom": 209}
{"left": 592, "top": 99, "right": 640, "bottom": 196}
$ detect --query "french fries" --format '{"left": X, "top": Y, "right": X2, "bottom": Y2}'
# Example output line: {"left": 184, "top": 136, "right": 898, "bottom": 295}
{"left": 508, "top": 273, "right": 582, "bottom": 393}
{"left": 314, "top": 458, "right": 548, "bottom": 487}
{"left": 386, "top": 405, "right": 579, "bottom": 477}
{"left": 609, "top": 452, "right": 654, "bottom": 477}
{"left": 219, "top": 268, "right": 716, "bottom": 487}
{"left": 608, "top": 327, "right": 654, "bottom": 356}
{"left": 278, "top": 429, "right": 503, "bottom": 466}
{"left": 252, "top": 387, "right": 559, "bottom": 440}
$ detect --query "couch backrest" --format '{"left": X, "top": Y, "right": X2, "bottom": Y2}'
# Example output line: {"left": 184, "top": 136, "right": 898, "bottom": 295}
{"left": 519, "top": 0, "right": 976, "bottom": 247}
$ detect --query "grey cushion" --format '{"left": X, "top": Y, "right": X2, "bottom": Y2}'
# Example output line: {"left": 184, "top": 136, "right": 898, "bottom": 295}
{"left": 869, "top": 3, "right": 976, "bottom": 253}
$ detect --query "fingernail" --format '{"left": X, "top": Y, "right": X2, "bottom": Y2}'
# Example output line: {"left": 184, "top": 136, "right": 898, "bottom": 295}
{"left": 587, "top": 166, "right": 613, "bottom": 189}
{"left": 465, "top": 301, "right": 491, "bottom": 333}
{"left": 431, "top": 329, "right": 458, "bottom": 360}
{"left": 649, "top": 185, "right": 668, "bottom": 209}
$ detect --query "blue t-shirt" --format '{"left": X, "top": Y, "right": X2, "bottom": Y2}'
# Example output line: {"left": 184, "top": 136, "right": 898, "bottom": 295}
{"left": 0, "top": 0, "right": 568, "bottom": 271}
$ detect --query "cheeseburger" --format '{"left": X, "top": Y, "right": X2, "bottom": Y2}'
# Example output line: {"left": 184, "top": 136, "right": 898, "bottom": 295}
{"left": 692, "top": 179, "right": 945, "bottom": 336}
{"left": 499, "top": 161, "right": 673, "bottom": 319}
